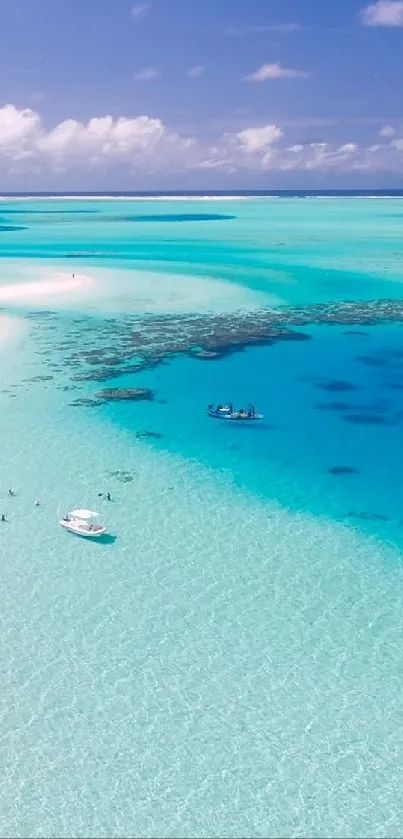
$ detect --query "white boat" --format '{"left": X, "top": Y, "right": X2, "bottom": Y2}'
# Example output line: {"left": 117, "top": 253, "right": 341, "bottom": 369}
{"left": 207, "top": 404, "right": 264, "bottom": 421}
{"left": 59, "top": 509, "right": 106, "bottom": 538}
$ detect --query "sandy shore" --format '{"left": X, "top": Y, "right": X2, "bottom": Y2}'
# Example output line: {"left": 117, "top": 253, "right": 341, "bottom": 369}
{"left": 0, "top": 272, "right": 94, "bottom": 303}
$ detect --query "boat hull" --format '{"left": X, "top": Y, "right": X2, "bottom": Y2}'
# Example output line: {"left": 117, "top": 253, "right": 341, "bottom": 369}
{"left": 59, "top": 521, "right": 106, "bottom": 538}
{"left": 207, "top": 410, "right": 263, "bottom": 421}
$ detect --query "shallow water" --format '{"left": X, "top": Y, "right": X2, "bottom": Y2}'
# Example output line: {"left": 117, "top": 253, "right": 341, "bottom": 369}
{"left": 1, "top": 197, "right": 403, "bottom": 837}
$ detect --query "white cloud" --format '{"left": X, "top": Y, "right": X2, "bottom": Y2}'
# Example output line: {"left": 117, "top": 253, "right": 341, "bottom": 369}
{"left": 133, "top": 67, "right": 159, "bottom": 81}
{"left": 187, "top": 65, "right": 205, "bottom": 78}
{"left": 235, "top": 124, "right": 283, "bottom": 153}
{"left": 361, "top": 1, "right": 403, "bottom": 26}
{"left": 131, "top": 3, "right": 150, "bottom": 19}
{"left": 380, "top": 124, "right": 396, "bottom": 136}
{"left": 0, "top": 104, "right": 40, "bottom": 151}
{"left": 244, "top": 62, "right": 310, "bottom": 81}
{"left": 4, "top": 104, "right": 403, "bottom": 177}
{"left": 36, "top": 115, "right": 166, "bottom": 160}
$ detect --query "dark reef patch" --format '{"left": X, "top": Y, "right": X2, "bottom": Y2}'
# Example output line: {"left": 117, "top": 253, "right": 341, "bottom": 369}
{"left": 69, "top": 398, "right": 101, "bottom": 408}
{"left": 347, "top": 511, "right": 389, "bottom": 522}
{"left": 355, "top": 354, "right": 388, "bottom": 368}
{"left": 94, "top": 387, "right": 154, "bottom": 402}
{"left": 26, "top": 296, "right": 403, "bottom": 401}
{"left": 106, "top": 470, "right": 136, "bottom": 483}
{"left": 26, "top": 311, "right": 58, "bottom": 319}
{"left": 343, "top": 330, "right": 369, "bottom": 337}
{"left": 113, "top": 213, "right": 236, "bottom": 223}
{"left": 315, "top": 380, "right": 360, "bottom": 393}
{"left": 193, "top": 350, "right": 220, "bottom": 359}
{"left": 23, "top": 375, "right": 54, "bottom": 383}
{"left": 328, "top": 466, "right": 360, "bottom": 475}
{"left": 315, "top": 401, "right": 354, "bottom": 411}
{"left": 0, "top": 224, "right": 27, "bottom": 232}
{"left": 343, "top": 413, "right": 393, "bottom": 425}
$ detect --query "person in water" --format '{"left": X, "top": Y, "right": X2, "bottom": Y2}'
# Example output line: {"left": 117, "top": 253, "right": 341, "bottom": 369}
{"left": 106, "top": 492, "right": 111, "bottom": 502}
{"left": 1, "top": 514, "right": 6, "bottom": 522}
{"left": 8, "top": 489, "right": 15, "bottom": 496}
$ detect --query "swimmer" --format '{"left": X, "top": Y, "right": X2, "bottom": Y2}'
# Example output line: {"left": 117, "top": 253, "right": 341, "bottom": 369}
{"left": 1, "top": 514, "right": 6, "bottom": 522}
{"left": 8, "top": 489, "right": 15, "bottom": 496}
{"left": 106, "top": 492, "right": 111, "bottom": 502}
{"left": 35, "top": 500, "right": 40, "bottom": 506}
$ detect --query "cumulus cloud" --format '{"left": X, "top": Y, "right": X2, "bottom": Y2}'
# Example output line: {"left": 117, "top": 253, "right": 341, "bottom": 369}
{"left": 133, "top": 67, "right": 159, "bottom": 81}
{"left": 0, "top": 105, "right": 40, "bottom": 150}
{"left": 361, "top": 1, "right": 403, "bottom": 26}
{"left": 380, "top": 124, "right": 396, "bottom": 136}
{"left": 131, "top": 3, "right": 150, "bottom": 19}
{"left": 36, "top": 115, "right": 166, "bottom": 159}
{"left": 187, "top": 65, "right": 205, "bottom": 78}
{"left": 3, "top": 103, "right": 403, "bottom": 177}
{"left": 244, "top": 62, "right": 310, "bottom": 81}
{"left": 235, "top": 125, "right": 283, "bottom": 152}
{"left": 0, "top": 104, "right": 40, "bottom": 152}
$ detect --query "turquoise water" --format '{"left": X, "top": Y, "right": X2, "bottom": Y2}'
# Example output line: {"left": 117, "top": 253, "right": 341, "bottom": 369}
{"left": 2, "top": 197, "right": 403, "bottom": 837}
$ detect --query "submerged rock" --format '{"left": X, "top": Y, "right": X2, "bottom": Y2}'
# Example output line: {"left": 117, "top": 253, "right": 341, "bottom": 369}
{"left": 69, "top": 398, "right": 100, "bottom": 408}
{"left": 315, "top": 380, "right": 360, "bottom": 392}
{"left": 135, "top": 431, "right": 163, "bottom": 439}
{"left": 29, "top": 296, "right": 403, "bottom": 389}
{"left": 355, "top": 355, "right": 387, "bottom": 368}
{"left": 94, "top": 387, "right": 154, "bottom": 402}
{"left": 24, "top": 375, "right": 54, "bottom": 382}
{"left": 315, "top": 401, "right": 353, "bottom": 411}
{"left": 328, "top": 466, "right": 360, "bottom": 475}
{"left": 343, "top": 413, "right": 393, "bottom": 425}
{"left": 106, "top": 469, "right": 136, "bottom": 483}
{"left": 193, "top": 350, "right": 220, "bottom": 359}
{"left": 347, "top": 511, "right": 389, "bottom": 522}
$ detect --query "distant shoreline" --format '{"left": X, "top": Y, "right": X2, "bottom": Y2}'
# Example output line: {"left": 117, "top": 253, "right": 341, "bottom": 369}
{"left": 1, "top": 190, "right": 403, "bottom": 200}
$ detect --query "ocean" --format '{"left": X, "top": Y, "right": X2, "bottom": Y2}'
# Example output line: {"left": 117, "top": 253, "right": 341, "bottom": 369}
{"left": 1, "top": 193, "right": 403, "bottom": 837}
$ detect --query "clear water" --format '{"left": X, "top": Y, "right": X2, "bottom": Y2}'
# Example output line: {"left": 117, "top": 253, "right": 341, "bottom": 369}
{"left": 1, "top": 197, "right": 403, "bottom": 837}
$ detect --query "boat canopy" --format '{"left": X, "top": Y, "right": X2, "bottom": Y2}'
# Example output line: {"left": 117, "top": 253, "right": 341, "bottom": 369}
{"left": 69, "top": 509, "right": 99, "bottom": 519}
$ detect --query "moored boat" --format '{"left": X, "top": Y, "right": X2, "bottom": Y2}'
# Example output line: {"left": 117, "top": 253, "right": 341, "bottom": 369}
{"left": 207, "top": 404, "right": 263, "bottom": 421}
{"left": 59, "top": 509, "right": 106, "bottom": 538}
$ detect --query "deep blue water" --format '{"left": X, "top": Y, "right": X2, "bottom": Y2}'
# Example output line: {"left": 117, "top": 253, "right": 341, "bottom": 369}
{"left": 88, "top": 321, "right": 403, "bottom": 549}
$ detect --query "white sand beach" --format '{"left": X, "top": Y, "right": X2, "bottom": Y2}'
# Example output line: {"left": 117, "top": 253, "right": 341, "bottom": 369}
{"left": 0, "top": 272, "right": 94, "bottom": 303}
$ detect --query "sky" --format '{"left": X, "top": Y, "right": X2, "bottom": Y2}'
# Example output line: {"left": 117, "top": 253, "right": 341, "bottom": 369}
{"left": 0, "top": 0, "right": 403, "bottom": 189}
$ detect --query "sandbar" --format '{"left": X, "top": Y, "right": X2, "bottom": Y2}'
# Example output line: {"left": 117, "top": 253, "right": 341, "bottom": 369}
{"left": 0, "top": 272, "right": 94, "bottom": 303}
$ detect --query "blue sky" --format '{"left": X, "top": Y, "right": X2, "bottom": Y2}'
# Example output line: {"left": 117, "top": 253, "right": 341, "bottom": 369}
{"left": 0, "top": 0, "right": 403, "bottom": 188}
